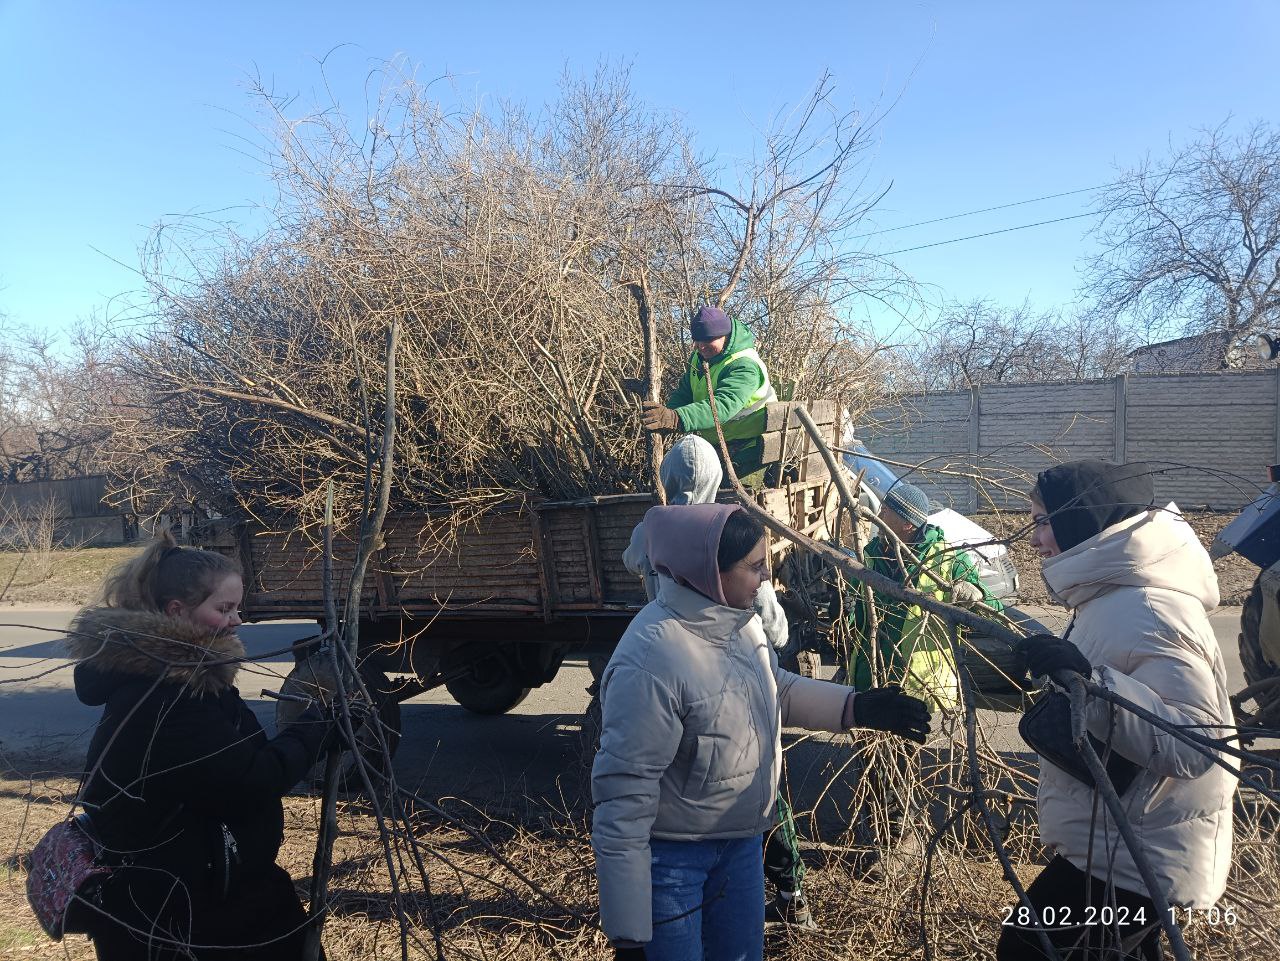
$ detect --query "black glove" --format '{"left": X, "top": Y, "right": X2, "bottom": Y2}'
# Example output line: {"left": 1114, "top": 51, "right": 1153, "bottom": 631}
{"left": 288, "top": 704, "right": 332, "bottom": 757}
{"left": 614, "top": 946, "right": 647, "bottom": 960}
{"left": 323, "top": 698, "right": 375, "bottom": 753}
{"left": 619, "top": 377, "right": 647, "bottom": 396}
{"left": 293, "top": 699, "right": 374, "bottom": 755}
{"left": 1016, "top": 633, "right": 1091, "bottom": 680}
{"left": 852, "top": 684, "right": 932, "bottom": 744}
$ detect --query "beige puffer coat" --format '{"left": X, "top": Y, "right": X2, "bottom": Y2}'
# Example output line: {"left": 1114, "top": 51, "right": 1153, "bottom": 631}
{"left": 591, "top": 576, "right": 852, "bottom": 944}
{"left": 1038, "top": 505, "right": 1236, "bottom": 908}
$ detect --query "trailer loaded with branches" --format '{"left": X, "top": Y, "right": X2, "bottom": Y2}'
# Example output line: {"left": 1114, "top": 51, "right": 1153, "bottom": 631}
{"left": 196, "top": 401, "right": 842, "bottom": 735}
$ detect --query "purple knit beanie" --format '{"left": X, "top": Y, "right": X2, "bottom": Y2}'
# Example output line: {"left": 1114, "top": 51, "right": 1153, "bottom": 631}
{"left": 690, "top": 305, "right": 732, "bottom": 341}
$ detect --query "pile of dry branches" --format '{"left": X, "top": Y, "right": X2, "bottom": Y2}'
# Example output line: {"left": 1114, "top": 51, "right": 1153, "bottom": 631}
{"left": 95, "top": 66, "right": 907, "bottom": 530}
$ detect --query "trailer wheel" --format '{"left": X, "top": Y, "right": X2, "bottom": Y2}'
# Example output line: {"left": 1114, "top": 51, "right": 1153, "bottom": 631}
{"left": 446, "top": 654, "right": 531, "bottom": 715}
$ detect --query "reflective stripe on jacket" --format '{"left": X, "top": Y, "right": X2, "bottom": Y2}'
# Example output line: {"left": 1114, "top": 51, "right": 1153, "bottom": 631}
{"left": 850, "top": 524, "right": 1001, "bottom": 711}
{"left": 666, "top": 318, "right": 777, "bottom": 443}
{"left": 687, "top": 344, "right": 776, "bottom": 443}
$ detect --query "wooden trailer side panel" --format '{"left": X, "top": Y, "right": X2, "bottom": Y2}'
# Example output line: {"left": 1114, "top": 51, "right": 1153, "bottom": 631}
{"left": 595, "top": 500, "right": 651, "bottom": 606}
{"left": 227, "top": 399, "right": 840, "bottom": 621}
{"left": 242, "top": 530, "right": 381, "bottom": 615}
{"left": 384, "top": 512, "right": 543, "bottom": 611}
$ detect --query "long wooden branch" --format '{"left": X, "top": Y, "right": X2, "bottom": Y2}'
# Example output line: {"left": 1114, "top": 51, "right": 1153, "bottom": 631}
{"left": 701, "top": 377, "right": 1056, "bottom": 954}
{"left": 952, "top": 624, "right": 1060, "bottom": 960}
{"left": 1067, "top": 675, "right": 1192, "bottom": 961}
{"left": 341, "top": 321, "right": 399, "bottom": 654}
{"left": 303, "top": 321, "right": 400, "bottom": 961}
{"left": 716, "top": 203, "right": 756, "bottom": 308}
{"left": 795, "top": 405, "right": 880, "bottom": 655}
{"left": 303, "top": 483, "right": 342, "bottom": 961}
{"left": 699, "top": 370, "right": 1023, "bottom": 644}
{"left": 628, "top": 278, "right": 666, "bottom": 503}
{"left": 164, "top": 381, "right": 365, "bottom": 439}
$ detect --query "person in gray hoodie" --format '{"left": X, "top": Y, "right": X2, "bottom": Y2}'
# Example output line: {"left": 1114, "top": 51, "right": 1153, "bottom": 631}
{"left": 623, "top": 435, "right": 790, "bottom": 652}
{"left": 594, "top": 504, "right": 930, "bottom": 960}
{"left": 621, "top": 435, "right": 810, "bottom": 926}
{"left": 1000, "top": 461, "right": 1236, "bottom": 960}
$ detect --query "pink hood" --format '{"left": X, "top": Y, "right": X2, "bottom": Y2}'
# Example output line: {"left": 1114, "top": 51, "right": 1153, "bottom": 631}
{"left": 643, "top": 503, "right": 740, "bottom": 605}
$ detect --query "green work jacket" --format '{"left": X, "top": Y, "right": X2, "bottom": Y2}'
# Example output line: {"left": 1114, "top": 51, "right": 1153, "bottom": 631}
{"left": 666, "top": 318, "right": 776, "bottom": 445}
{"left": 847, "top": 524, "right": 1003, "bottom": 711}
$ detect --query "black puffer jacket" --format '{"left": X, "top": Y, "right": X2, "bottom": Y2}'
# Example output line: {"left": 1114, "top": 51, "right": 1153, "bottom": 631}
{"left": 68, "top": 607, "right": 327, "bottom": 958}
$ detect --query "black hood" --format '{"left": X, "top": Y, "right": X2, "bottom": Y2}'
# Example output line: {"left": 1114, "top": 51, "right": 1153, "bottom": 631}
{"left": 1035, "top": 460, "right": 1156, "bottom": 553}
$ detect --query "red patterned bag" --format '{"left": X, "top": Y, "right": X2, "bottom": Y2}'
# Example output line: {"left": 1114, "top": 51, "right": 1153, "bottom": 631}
{"left": 26, "top": 813, "right": 112, "bottom": 940}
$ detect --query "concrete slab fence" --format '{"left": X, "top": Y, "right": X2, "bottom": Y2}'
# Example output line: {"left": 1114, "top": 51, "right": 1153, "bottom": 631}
{"left": 859, "top": 369, "right": 1277, "bottom": 513}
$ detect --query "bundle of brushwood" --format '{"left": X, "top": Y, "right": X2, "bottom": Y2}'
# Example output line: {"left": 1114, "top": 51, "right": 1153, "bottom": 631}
{"left": 97, "top": 66, "right": 907, "bottom": 533}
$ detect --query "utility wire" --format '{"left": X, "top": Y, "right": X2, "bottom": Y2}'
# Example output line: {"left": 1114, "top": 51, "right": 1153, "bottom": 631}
{"left": 879, "top": 209, "right": 1102, "bottom": 256}
{"left": 851, "top": 181, "right": 1119, "bottom": 240}
{"left": 855, "top": 161, "right": 1187, "bottom": 241}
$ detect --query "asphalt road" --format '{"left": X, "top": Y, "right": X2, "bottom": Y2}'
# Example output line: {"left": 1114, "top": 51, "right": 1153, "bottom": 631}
{"left": 0, "top": 605, "right": 1250, "bottom": 830}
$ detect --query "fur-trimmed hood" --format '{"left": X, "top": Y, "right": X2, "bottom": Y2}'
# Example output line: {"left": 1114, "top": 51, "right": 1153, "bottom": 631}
{"left": 67, "top": 607, "right": 246, "bottom": 701}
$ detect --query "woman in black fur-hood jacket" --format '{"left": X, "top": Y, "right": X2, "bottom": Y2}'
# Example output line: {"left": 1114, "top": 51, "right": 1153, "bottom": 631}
{"left": 66, "top": 532, "right": 334, "bottom": 960}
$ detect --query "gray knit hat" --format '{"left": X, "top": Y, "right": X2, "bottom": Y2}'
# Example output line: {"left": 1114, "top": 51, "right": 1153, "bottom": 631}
{"left": 883, "top": 481, "right": 932, "bottom": 530}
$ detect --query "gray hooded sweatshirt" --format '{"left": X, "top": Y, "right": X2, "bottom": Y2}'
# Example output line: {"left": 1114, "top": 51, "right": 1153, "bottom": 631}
{"left": 622, "top": 435, "right": 790, "bottom": 650}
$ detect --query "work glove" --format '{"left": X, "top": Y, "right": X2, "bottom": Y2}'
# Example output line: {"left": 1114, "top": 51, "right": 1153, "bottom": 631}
{"left": 289, "top": 703, "right": 333, "bottom": 758}
{"left": 852, "top": 684, "right": 932, "bottom": 744}
{"left": 640, "top": 401, "right": 680, "bottom": 434}
{"left": 323, "top": 698, "right": 376, "bottom": 753}
{"left": 613, "top": 945, "right": 647, "bottom": 960}
{"left": 294, "top": 698, "right": 374, "bottom": 755}
{"left": 948, "top": 581, "right": 985, "bottom": 608}
{"left": 1016, "top": 633, "right": 1091, "bottom": 680}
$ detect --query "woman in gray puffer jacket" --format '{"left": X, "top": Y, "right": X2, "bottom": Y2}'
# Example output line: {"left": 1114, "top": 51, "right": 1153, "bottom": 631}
{"left": 1000, "top": 461, "right": 1237, "bottom": 960}
{"left": 593, "top": 504, "right": 931, "bottom": 960}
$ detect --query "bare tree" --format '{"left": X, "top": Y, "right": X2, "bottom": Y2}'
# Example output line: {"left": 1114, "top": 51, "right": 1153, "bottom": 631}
{"left": 0, "top": 318, "right": 114, "bottom": 483}
{"left": 1084, "top": 120, "right": 1280, "bottom": 365}
{"left": 658, "top": 72, "right": 913, "bottom": 414}
{"left": 906, "top": 298, "right": 1135, "bottom": 391}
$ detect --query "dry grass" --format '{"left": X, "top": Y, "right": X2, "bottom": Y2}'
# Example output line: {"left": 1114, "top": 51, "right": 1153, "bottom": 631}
{"left": 0, "top": 547, "right": 134, "bottom": 608}
{"left": 3, "top": 749, "right": 1276, "bottom": 960}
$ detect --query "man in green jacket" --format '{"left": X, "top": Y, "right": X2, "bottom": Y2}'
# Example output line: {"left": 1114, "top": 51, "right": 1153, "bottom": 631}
{"left": 844, "top": 480, "right": 1002, "bottom": 879}
{"left": 640, "top": 305, "right": 777, "bottom": 483}
{"left": 847, "top": 480, "right": 1002, "bottom": 712}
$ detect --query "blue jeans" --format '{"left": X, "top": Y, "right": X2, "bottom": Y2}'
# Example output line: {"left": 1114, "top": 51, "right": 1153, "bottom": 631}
{"left": 648, "top": 835, "right": 765, "bottom": 961}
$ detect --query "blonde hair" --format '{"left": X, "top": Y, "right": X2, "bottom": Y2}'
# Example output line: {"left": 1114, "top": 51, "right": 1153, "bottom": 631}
{"left": 99, "top": 528, "right": 241, "bottom": 612}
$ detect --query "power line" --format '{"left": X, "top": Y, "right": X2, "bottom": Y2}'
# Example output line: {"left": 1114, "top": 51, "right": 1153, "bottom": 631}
{"left": 879, "top": 209, "right": 1102, "bottom": 257}
{"left": 852, "top": 181, "right": 1120, "bottom": 240}
{"left": 856, "top": 161, "right": 1188, "bottom": 242}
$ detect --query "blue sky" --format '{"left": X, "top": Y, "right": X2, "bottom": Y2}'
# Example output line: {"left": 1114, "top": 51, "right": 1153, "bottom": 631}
{"left": 1, "top": 1, "right": 1277, "bottom": 340}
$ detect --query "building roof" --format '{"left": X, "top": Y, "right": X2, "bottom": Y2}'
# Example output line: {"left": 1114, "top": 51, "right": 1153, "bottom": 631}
{"left": 1125, "top": 330, "right": 1270, "bottom": 373}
